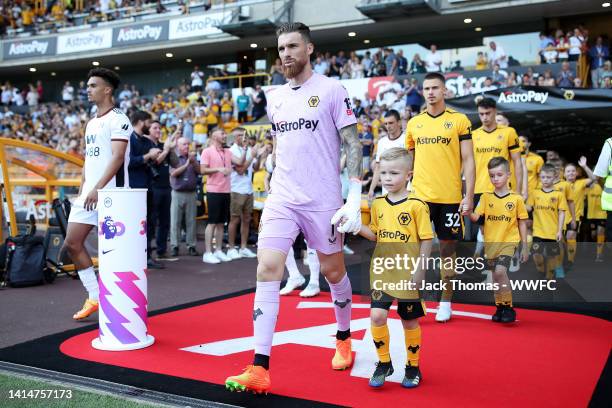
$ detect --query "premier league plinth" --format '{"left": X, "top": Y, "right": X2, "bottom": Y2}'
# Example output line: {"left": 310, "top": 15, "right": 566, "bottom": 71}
{"left": 92, "top": 188, "right": 155, "bottom": 351}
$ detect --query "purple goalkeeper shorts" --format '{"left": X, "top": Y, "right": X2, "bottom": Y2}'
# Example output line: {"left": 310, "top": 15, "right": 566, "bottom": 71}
{"left": 257, "top": 202, "right": 343, "bottom": 255}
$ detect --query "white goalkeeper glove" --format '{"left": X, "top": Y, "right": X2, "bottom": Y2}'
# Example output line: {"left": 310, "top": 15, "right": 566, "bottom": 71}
{"left": 331, "top": 180, "right": 362, "bottom": 235}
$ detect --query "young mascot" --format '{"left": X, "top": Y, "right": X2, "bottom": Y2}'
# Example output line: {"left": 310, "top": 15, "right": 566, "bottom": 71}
{"left": 470, "top": 157, "right": 529, "bottom": 323}
{"left": 359, "top": 147, "right": 433, "bottom": 388}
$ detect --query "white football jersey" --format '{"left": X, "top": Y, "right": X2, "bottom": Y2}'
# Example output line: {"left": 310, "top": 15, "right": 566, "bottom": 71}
{"left": 375, "top": 134, "right": 406, "bottom": 162}
{"left": 78, "top": 108, "right": 132, "bottom": 204}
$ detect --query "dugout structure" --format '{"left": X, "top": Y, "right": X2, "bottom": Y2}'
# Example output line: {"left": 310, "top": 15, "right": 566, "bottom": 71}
{"left": 0, "top": 137, "right": 82, "bottom": 240}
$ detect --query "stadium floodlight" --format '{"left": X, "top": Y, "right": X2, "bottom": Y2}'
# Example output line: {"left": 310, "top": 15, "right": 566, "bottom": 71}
{"left": 51, "top": 72, "right": 56, "bottom": 76}
{"left": 464, "top": 18, "right": 472, "bottom": 24}
{"left": 92, "top": 61, "right": 100, "bottom": 66}
{"left": 186, "top": 58, "right": 192, "bottom": 63}
{"left": 475, "top": 27, "right": 482, "bottom": 32}
{"left": 250, "top": 43, "right": 258, "bottom": 48}
{"left": 29, "top": 67, "right": 36, "bottom": 72}
{"left": 348, "top": 32, "right": 356, "bottom": 37}
{"left": 603, "top": 2, "right": 611, "bottom": 7}
{"left": 364, "top": 39, "right": 370, "bottom": 44}
{"left": 114, "top": 66, "right": 120, "bottom": 70}
{"left": 166, "top": 52, "right": 174, "bottom": 58}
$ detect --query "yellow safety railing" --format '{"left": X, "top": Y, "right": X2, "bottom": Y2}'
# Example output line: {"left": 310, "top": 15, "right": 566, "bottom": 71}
{"left": 0, "top": 137, "right": 83, "bottom": 239}
{"left": 206, "top": 73, "right": 271, "bottom": 89}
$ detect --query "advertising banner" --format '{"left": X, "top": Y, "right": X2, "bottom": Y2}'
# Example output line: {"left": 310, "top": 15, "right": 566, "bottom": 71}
{"left": 168, "top": 11, "right": 232, "bottom": 40}
{"left": 3, "top": 38, "right": 56, "bottom": 60}
{"left": 326, "top": 62, "right": 578, "bottom": 102}
{"left": 113, "top": 21, "right": 169, "bottom": 47}
{"left": 446, "top": 86, "right": 612, "bottom": 114}
{"left": 57, "top": 28, "right": 112, "bottom": 55}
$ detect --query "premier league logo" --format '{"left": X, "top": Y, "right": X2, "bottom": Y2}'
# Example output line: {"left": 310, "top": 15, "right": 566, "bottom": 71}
{"left": 99, "top": 216, "right": 126, "bottom": 240}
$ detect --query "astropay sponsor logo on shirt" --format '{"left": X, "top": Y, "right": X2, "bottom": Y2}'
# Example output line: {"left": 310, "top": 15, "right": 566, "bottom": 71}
{"left": 3, "top": 38, "right": 56, "bottom": 59}
{"left": 57, "top": 29, "right": 112, "bottom": 54}
{"left": 113, "top": 21, "right": 168, "bottom": 46}
{"left": 168, "top": 12, "right": 232, "bottom": 40}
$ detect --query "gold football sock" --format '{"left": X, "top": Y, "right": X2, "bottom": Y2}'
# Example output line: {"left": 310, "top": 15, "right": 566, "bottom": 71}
{"left": 494, "top": 290, "right": 513, "bottom": 307}
{"left": 596, "top": 232, "right": 605, "bottom": 258}
{"left": 371, "top": 324, "right": 391, "bottom": 363}
{"left": 404, "top": 326, "right": 421, "bottom": 367}
{"left": 567, "top": 238, "right": 577, "bottom": 263}
{"left": 500, "top": 290, "right": 513, "bottom": 307}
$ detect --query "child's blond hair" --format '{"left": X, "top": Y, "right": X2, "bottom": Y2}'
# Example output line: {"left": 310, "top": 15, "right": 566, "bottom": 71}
{"left": 380, "top": 147, "right": 410, "bottom": 164}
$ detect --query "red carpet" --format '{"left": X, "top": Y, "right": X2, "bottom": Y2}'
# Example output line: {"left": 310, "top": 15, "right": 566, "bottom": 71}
{"left": 60, "top": 293, "right": 611, "bottom": 408}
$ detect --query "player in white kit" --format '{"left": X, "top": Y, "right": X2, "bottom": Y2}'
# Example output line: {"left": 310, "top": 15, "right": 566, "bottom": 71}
{"left": 64, "top": 68, "right": 132, "bottom": 320}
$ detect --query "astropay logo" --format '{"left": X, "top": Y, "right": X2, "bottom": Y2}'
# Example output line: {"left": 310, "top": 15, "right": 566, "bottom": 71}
{"left": 117, "top": 24, "right": 162, "bottom": 43}
{"left": 272, "top": 118, "right": 319, "bottom": 133}
{"left": 58, "top": 29, "right": 112, "bottom": 54}
{"left": 498, "top": 90, "right": 549, "bottom": 104}
{"left": 8, "top": 40, "right": 49, "bottom": 56}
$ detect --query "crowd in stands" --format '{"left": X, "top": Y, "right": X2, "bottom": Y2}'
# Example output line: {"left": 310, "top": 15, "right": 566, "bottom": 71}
{"left": 2, "top": 31, "right": 612, "bottom": 158}
{"left": 0, "top": 21, "right": 612, "bottom": 156}
{"left": 0, "top": 0, "right": 236, "bottom": 37}
{"left": 299, "top": 38, "right": 610, "bottom": 90}
{"left": 538, "top": 27, "right": 610, "bottom": 88}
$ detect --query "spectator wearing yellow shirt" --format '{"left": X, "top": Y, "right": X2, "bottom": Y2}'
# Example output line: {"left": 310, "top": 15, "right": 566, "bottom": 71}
{"left": 220, "top": 92, "right": 234, "bottom": 123}
{"left": 51, "top": 2, "right": 65, "bottom": 22}
{"left": 22, "top": 6, "right": 35, "bottom": 28}
{"left": 187, "top": 90, "right": 202, "bottom": 105}
{"left": 151, "top": 95, "right": 164, "bottom": 113}
{"left": 207, "top": 103, "right": 220, "bottom": 130}
{"left": 475, "top": 51, "right": 488, "bottom": 70}
{"left": 356, "top": 119, "right": 364, "bottom": 134}
{"left": 252, "top": 142, "right": 273, "bottom": 199}
{"left": 193, "top": 110, "right": 208, "bottom": 146}
{"left": 370, "top": 112, "right": 382, "bottom": 140}
{"left": 179, "top": 97, "right": 190, "bottom": 109}
{"left": 34, "top": 0, "right": 47, "bottom": 16}
{"left": 165, "top": 96, "right": 177, "bottom": 110}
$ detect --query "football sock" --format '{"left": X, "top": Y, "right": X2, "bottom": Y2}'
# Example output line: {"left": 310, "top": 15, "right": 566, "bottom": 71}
{"left": 78, "top": 267, "right": 99, "bottom": 300}
{"left": 327, "top": 273, "right": 352, "bottom": 333}
{"left": 404, "top": 326, "right": 421, "bottom": 367}
{"left": 371, "top": 324, "right": 391, "bottom": 363}
{"left": 253, "top": 281, "right": 280, "bottom": 358}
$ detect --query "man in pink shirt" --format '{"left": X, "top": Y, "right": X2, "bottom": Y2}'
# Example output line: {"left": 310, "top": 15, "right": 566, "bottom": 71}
{"left": 225, "top": 22, "right": 363, "bottom": 394}
{"left": 200, "top": 129, "right": 245, "bottom": 263}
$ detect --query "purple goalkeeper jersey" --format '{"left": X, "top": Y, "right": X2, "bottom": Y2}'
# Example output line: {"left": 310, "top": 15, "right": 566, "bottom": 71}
{"left": 266, "top": 72, "right": 357, "bottom": 211}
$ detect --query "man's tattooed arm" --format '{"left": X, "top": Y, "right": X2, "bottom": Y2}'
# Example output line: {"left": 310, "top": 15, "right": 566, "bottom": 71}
{"left": 339, "top": 124, "right": 362, "bottom": 180}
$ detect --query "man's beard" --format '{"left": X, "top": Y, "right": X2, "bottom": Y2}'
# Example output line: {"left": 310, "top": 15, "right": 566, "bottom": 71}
{"left": 282, "top": 58, "right": 307, "bottom": 79}
{"left": 142, "top": 125, "right": 150, "bottom": 135}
